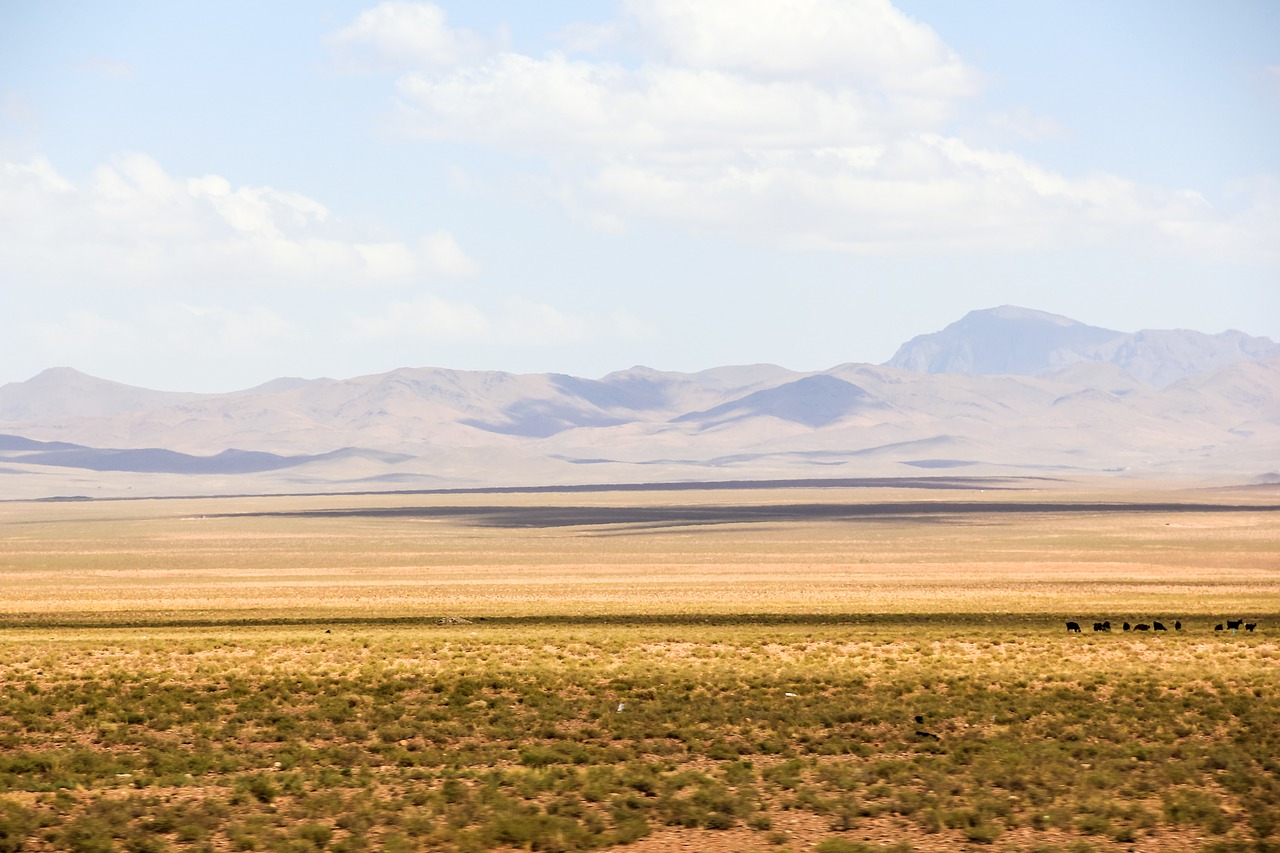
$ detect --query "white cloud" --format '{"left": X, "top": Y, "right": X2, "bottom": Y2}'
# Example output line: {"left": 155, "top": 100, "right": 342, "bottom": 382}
{"left": 30, "top": 303, "right": 298, "bottom": 365}
{"left": 576, "top": 136, "right": 1278, "bottom": 262}
{"left": 329, "top": 1, "right": 495, "bottom": 72}
{"left": 347, "top": 294, "right": 654, "bottom": 347}
{"left": 349, "top": 293, "right": 490, "bottom": 341}
{"left": 986, "top": 108, "right": 1067, "bottom": 142}
{"left": 31, "top": 311, "right": 140, "bottom": 361}
{"left": 365, "top": 0, "right": 1279, "bottom": 264}
{"left": 396, "top": 52, "right": 944, "bottom": 154}
{"left": 421, "top": 230, "right": 481, "bottom": 277}
{"left": 0, "top": 152, "right": 481, "bottom": 289}
{"left": 70, "top": 57, "right": 136, "bottom": 79}
{"left": 616, "top": 0, "right": 978, "bottom": 97}
{"left": 149, "top": 303, "right": 299, "bottom": 352}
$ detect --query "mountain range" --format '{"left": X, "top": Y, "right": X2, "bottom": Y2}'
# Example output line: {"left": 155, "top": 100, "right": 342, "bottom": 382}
{"left": 2, "top": 306, "right": 1277, "bottom": 498}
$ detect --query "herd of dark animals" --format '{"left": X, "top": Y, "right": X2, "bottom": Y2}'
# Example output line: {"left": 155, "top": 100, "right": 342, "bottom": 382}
{"left": 916, "top": 620, "right": 1262, "bottom": 742}
{"left": 1065, "top": 619, "right": 1258, "bottom": 633}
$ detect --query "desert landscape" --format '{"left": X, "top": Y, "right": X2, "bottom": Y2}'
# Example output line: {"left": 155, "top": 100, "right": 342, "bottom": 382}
{"left": 2, "top": 477, "right": 1277, "bottom": 851}
{"left": 8, "top": 3, "right": 1279, "bottom": 850}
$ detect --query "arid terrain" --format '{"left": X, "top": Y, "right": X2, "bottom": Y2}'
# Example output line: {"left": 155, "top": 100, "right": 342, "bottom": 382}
{"left": 3, "top": 308, "right": 1277, "bottom": 499}
{"left": 1, "top": 477, "right": 1277, "bottom": 851}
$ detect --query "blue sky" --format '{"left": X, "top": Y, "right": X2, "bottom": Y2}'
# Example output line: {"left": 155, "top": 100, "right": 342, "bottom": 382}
{"left": 2, "top": 0, "right": 1277, "bottom": 391}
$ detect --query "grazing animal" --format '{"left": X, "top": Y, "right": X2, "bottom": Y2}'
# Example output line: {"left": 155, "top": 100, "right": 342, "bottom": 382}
{"left": 1123, "top": 622, "right": 1132, "bottom": 631}
{"left": 1093, "top": 622, "right": 1105, "bottom": 631}
{"left": 1066, "top": 621, "right": 1082, "bottom": 633}
{"left": 1245, "top": 623, "right": 1257, "bottom": 632}
{"left": 1103, "top": 621, "right": 1111, "bottom": 631}
{"left": 1215, "top": 624, "right": 1224, "bottom": 631}
{"left": 1153, "top": 621, "right": 1167, "bottom": 631}
{"left": 914, "top": 715, "right": 925, "bottom": 725}
{"left": 1174, "top": 621, "right": 1181, "bottom": 631}
{"left": 915, "top": 730, "right": 941, "bottom": 741}
{"left": 1134, "top": 624, "right": 1150, "bottom": 631}
{"left": 1227, "top": 620, "right": 1243, "bottom": 630}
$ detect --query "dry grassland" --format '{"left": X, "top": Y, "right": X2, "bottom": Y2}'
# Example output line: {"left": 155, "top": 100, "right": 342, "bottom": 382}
{"left": 1, "top": 481, "right": 1277, "bottom": 623}
{"left": 0, "top": 479, "right": 1278, "bottom": 851}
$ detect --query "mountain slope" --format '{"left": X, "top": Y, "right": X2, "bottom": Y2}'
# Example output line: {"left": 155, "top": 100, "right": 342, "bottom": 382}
{"left": 1, "top": 308, "right": 1276, "bottom": 497}
{"left": 0, "top": 367, "right": 206, "bottom": 421}
{"left": 886, "top": 306, "right": 1279, "bottom": 386}
{"left": 673, "top": 375, "right": 881, "bottom": 429}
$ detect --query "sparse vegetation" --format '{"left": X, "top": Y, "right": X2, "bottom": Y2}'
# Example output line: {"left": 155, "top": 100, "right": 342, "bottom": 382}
{"left": 0, "top": 484, "right": 1277, "bottom": 850}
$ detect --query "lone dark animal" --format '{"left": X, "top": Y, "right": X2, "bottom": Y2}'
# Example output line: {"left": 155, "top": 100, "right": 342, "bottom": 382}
{"left": 914, "top": 715, "right": 925, "bottom": 725}
{"left": 1153, "top": 621, "right": 1167, "bottom": 631}
{"left": 1245, "top": 623, "right": 1257, "bottom": 632}
{"left": 915, "top": 730, "right": 941, "bottom": 741}
{"left": 1103, "top": 621, "right": 1111, "bottom": 631}
{"left": 1227, "top": 620, "right": 1243, "bottom": 630}
{"left": 1174, "top": 621, "right": 1181, "bottom": 631}
{"left": 1215, "top": 624, "right": 1224, "bottom": 631}
{"left": 1123, "top": 622, "right": 1131, "bottom": 631}
{"left": 1066, "top": 621, "right": 1082, "bottom": 633}
{"left": 1134, "top": 624, "right": 1150, "bottom": 631}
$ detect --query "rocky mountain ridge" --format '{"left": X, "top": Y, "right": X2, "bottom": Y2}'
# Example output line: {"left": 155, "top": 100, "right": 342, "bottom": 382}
{"left": 887, "top": 305, "right": 1279, "bottom": 386}
{"left": 2, "top": 307, "right": 1276, "bottom": 498}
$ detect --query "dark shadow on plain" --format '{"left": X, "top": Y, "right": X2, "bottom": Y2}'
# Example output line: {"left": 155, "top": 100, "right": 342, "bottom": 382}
{"left": 222, "top": 500, "right": 1280, "bottom": 530}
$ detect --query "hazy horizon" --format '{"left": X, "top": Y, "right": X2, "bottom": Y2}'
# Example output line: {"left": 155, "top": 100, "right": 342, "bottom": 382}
{"left": 4, "top": 301, "right": 1278, "bottom": 395}
{"left": 3, "top": 1, "right": 1278, "bottom": 393}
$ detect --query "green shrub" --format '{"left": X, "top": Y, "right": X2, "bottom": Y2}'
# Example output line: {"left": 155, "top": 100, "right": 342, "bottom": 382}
{"left": 0, "top": 801, "right": 37, "bottom": 853}
{"left": 238, "top": 774, "right": 279, "bottom": 804}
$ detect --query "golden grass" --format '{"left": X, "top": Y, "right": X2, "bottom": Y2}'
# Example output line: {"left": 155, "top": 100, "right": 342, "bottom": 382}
{"left": 1, "top": 480, "right": 1278, "bottom": 851}
{"left": 2, "top": 481, "right": 1277, "bottom": 624}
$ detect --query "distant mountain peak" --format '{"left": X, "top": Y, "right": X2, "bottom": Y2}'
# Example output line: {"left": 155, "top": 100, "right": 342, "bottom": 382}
{"left": 885, "top": 306, "right": 1120, "bottom": 377}
{"left": 885, "top": 306, "right": 1278, "bottom": 386}
{"left": 981, "top": 305, "right": 1082, "bottom": 326}
{"left": 31, "top": 366, "right": 88, "bottom": 379}
{"left": 0, "top": 367, "right": 202, "bottom": 422}
{"left": 22, "top": 366, "right": 114, "bottom": 387}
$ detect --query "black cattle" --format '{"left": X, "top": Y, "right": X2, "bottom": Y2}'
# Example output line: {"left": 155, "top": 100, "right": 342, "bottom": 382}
{"left": 1245, "top": 623, "right": 1257, "bottom": 632}
{"left": 1227, "top": 619, "right": 1243, "bottom": 630}
{"left": 1215, "top": 624, "right": 1224, "bottom": 631}
{"left": 1174, "top": 621, "right": 1181, "bottom": 631}
{"left": 1123, "top": 622, "right": 1131, "bottom": 631}
{"left": 1153, "top": 621, "right": 1167, "bottom": 631}
{"left": 1134, "top": 624, "right": 1150, "bottom": 631}
{"left": 1093, "top": 622, "right": 1105, "bottom": 631}
{"left": 1066, "top": 621, "right": 1082, "bottom": 633}
{"left": 915, "top": 730, "right": 941, "bottom": 741}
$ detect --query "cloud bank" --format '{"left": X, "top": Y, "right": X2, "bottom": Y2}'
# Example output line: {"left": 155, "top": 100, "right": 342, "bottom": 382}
{"left": 0, "top": 151, "right": 645, "bottom": 382}
{"left": 0, "top": 153, "right": 480, "bottom": 289}
{"left": 347, "top": 0, "right": 1277, "bottom": 264}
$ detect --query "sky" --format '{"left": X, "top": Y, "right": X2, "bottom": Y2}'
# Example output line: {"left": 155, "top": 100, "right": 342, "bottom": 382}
{"left": 1, "top": 0, "right": 1277, "bottom": 392}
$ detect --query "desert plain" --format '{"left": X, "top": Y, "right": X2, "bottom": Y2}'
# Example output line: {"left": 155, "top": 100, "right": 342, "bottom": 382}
{"left": 1, "top": 476, "right": 1278, "bottom": 852}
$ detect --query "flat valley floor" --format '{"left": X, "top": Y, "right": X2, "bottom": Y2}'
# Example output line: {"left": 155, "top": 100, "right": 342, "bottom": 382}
{"left": 0, "top": 477, "right": 1277, "bottom": 851}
